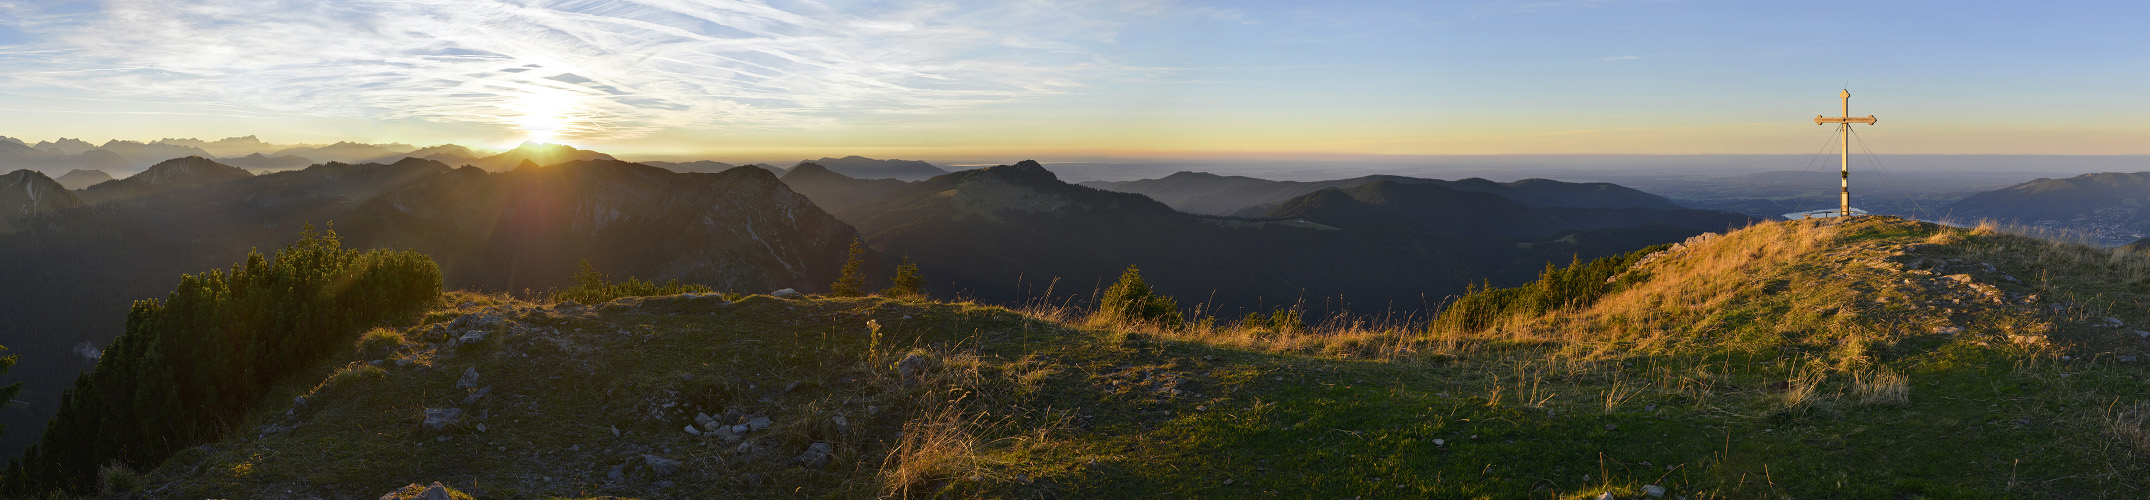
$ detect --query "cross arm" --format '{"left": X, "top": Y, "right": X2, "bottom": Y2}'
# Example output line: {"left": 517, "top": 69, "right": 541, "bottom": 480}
{"left": 1815, "top": 115, "right": 1878, "bottom": 125}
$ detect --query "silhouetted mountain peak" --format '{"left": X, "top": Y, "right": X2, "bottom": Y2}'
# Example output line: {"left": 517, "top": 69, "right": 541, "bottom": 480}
{"left": 389, "top": 157, "right": 451, "bottom": 170}
{"left": 471, "top": 142, "right": 615, "bottom": 172}
{"left": 785, "top": 162, "right": 839, "bottom": 178}
{"left": 802, "top": 156, "right": 946, "bottom": 180}
{"left": 32, "top": 137, "right": 96, "bottom": 154}
{"left": 0, "top": 169, "right": 83, "bottom": 224}
{"left": 53, "top": 169, "right": 113, "bottom": 190}
{"left": 517, "top": 159, "right": 541, "bottom": 170}
{"left": 979, "top": 160, "right": 1059, "bottom": 186}
{"left": 136, "top": 156, "right": 252, "bottom": 186}
{"left": 2, "top": 169, "right": 63, "bottom": 191}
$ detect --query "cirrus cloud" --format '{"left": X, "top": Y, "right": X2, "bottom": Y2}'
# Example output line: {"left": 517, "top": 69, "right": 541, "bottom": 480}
{"left": 0, "top": 0, "right": 1135, "bottom": 141}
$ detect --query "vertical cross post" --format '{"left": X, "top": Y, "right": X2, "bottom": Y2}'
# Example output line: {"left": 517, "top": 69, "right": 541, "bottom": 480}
{"left": 1815, "top": 90, "right": 1877, "bottom": 217}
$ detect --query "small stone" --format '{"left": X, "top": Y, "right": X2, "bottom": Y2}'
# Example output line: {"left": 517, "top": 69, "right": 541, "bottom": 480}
{"left": 2135, "top": 330, "right": 2150, "bottom": 338}
{"left": 643, "top": 454, "right": 682, "bottom": 476}
{"left": 1433, "top": 439, "right": 1445, "bottom": 446}
{"left": 2123, "top": 355, "right": 2138, "bottom": 363}
{"left": 475, "top": 423, "right": 486, "bottom": 432}
{"left": 1223, "top": 478, "right": 1234, "bottom": 485}
{"left": 457, "top": 368, "right": 480, "bottom": 389}
{"left": 771, "top": 288, "right": 802, "bottom": 298}
{"left": 422, "top": 408, "right": 463, "bottom": 431}
{"left": 696, "top": 412, "right": 716, "bottom": 428}
{"left": 685, "top": 425, "right": 702, "bottom": 436}
{"left": 897, "top": 353, "right": 931, "bottom": 380}
{"left": 1644, "top": 484, "right": 1667, "bottom": 498}
{"left": 712, "top": 425, "right": 742, "bottom": 442}
{"left": 1596, "top": 492, "right": 1615, "bottom": 500}
{"left": 797, "top": 442, "right": 835, "bottom": 469}
{"left": 462, "top": 385, "right": 490, "bottom": 404}
{"left": 748, "top": 416, "right": 772, "bottom": 431}
{"left": 607, "top": 465, "right": 624, "bottom": 482}
{"left": 832, "top": 414, "right": 849, "bottom": 429}
{"left": 2107, "top": 317, "right": 2127, "bottom": 327}
{"left": 410, "top": 482, "right": 455, "bottom": 500}
{"left": 732, "top": 424, "right": 751, "bottom": 434}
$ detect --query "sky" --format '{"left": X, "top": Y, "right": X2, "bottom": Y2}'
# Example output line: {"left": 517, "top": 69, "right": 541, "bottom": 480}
{"left": 0, "top": 0, "right": 2145, "bottom": 160}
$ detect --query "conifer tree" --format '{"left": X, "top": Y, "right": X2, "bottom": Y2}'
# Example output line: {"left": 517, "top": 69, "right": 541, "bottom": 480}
{"left": 830, "top": 238, "right": 867, "bottom": 297}
{"left": 3, "top": 225, "right": 442, "bottom": 495}
{"left": 0, "top": 345, "right": 18, "bottom": 433}
{"left": 574, "top": 259, "right": 606, "bottom": 291}
{"left": 883, "top": 257, "right": 925, "bottom": 298}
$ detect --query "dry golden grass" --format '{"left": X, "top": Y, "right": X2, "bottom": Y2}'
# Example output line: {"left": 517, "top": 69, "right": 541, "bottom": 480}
{"left": 1007, "top": 217, "right": 2150, "bottom": 428}
{"left": 1851, "top": 367, "right": 1909, "bottom": 406}
{"left": 880, "top": 400, "right": 990, "bottom": 498}
{"left": 2104, "top": 400, "right": 2150, "bottom": 457}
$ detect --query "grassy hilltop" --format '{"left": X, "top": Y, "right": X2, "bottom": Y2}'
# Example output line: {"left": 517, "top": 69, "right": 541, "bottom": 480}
{"left": 94, "top": 217, "right": 2150, "bottom": 498}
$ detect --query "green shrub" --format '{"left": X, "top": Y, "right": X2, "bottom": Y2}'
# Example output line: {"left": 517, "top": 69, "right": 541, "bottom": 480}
{"left": 95, "top": 461, "right": 143, "bottom": 499}
{"left": 1431, "top": 244, "right": 1669, "bottom": 333}
{"left": 550, "top": 260, "right": 712, "bottom": 304}
{"left": 7, "top": 224, "right": 442, "bottom": 495}
{"left": 1093, "top": 265, "right": 1184, "bottom": 328}
{"left": 355, "top": 328, "right": 405, "bottom": 360}
{"left": 324, "top": 363, "right": 387, "bottom": 389}
{"left": 1267, "top": 307, "right": 1305, "bottom": 333}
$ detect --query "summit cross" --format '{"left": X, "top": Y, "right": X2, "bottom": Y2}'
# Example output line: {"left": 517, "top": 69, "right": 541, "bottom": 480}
{"left": 1814, "top": 90, "right": 1878, "bottom": 217}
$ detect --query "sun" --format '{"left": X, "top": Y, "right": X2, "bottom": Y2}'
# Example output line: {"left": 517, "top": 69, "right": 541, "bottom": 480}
{"left": 513, "top": 93, "right": 580, "bottom": 144}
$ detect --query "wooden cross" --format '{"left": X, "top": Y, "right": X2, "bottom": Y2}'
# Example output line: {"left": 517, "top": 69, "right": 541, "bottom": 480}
{"left": 1814, "top": 89, "right": 1877, "bottom": 217}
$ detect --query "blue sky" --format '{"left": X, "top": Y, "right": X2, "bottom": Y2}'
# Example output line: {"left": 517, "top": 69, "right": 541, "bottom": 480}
{"left": 0, "top": 0, "right": 2143, "bottom": 158}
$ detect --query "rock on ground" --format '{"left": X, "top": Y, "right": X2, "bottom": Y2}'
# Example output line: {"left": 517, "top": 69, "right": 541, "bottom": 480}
{"left": 421, "top": 408, "right": 463, "bottom": 431}
{"left": 379, "top": 481, "right": 463, "bottom": 500}
{"left": 456, "top": 367, "right": 480, "bottom": 389}
{"left": 644, "top": 454, "right": 682, "bottom": 476}
{"left": 897, "top": 352, "right": 931, "bottom": 380}
{"left": 797, "top": 442, "right": 834, "bottom": 469}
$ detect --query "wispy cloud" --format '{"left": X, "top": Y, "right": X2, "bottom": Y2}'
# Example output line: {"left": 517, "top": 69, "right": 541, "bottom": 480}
{"left": 0, "top": 0, "right": 1144, "bottom": 141}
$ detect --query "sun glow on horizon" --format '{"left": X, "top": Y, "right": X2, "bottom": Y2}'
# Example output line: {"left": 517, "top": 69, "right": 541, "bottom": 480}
{"left": 513, "top": 92, "right": 585, "bottom": 144}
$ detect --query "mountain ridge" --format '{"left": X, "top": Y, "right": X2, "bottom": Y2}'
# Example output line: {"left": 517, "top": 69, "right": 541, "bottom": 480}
{"left": 1083, "top": 170, "right": 1683, "bottom": 216}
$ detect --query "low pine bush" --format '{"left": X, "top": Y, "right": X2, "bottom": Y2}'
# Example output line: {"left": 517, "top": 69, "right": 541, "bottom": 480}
{"left": 551, "top": 260, "right": 712, "bottom": 304}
